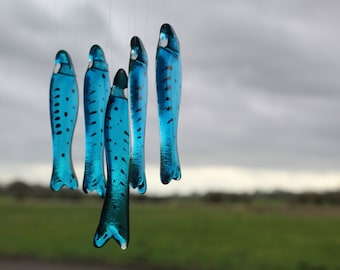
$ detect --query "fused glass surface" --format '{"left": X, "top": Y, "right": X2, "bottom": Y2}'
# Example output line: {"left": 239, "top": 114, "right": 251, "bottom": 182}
{"left": 49, "top": 50, "right": 79, "bottom": 191}
{"left": 94, "top": 69, "right": 130, "bottom": 250}
{"left": 128, "top": 36, "right": 148, "bottom": 194}
{"left": 83, "top": 45, "right": 110, "bottom": 197}
{"left": 155, "top": 24, "right": 182, "bottom": 184}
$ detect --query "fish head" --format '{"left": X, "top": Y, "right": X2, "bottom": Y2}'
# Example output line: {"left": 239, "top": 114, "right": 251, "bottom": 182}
{"left": 111, "top": 68, "right": 128, "bottom": 97}
{"left": 130, "top": 36, "right": 148, "bottom": 64}
{"left": 158, "top": 23, "right": 180, "bottom": 53}
{"left": 54, "top": 50, "right": 75, "bottom": 76}
{"left": 88, "top": 44, "right": 108, "bottom": 71}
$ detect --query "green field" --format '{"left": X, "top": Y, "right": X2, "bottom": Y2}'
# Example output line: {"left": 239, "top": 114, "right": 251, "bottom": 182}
{"left": 1, "top": 197, "right": 340, "bottom": 270}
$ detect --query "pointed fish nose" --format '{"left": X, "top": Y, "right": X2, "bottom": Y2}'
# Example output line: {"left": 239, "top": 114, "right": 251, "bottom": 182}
{"left": 89, "top": 44, "right": 106, "bottom": 62}
{"left": 114, "top": 68, "right": 128, "bottom": 90}
{"left": 55, "top": 50, "right": 71, "bottom": 65}
{"left": 130, "top": 36, "right": 141, "bottom": 49}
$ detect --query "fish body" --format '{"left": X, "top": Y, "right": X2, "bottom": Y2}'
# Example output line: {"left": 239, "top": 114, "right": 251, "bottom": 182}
{"left": 49, "top": 50, "right": 79, "bottom": 191}
{"left": 155, "top": 24, "right": 182, "bottom": 184}
{"left": 94, "top": 69, "right": 130, "bottom": 250}
{"left": 128, "top": 36, "right": 148, "bottom": 194}
{"left": 83, "top": 45, "right": 110, "bottom": 197}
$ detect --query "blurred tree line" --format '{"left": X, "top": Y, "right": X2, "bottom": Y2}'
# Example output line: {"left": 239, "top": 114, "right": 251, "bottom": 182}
{"left": 1, "top": 180, "right": 340, "bottom": 205}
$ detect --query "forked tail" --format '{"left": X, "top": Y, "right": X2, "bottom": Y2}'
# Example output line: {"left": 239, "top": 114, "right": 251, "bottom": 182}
{"left": 94, "top": 224, "right": 128, "bottom": 250}
{"left": 50, "top": 165, "right": 78, "bottom": 191}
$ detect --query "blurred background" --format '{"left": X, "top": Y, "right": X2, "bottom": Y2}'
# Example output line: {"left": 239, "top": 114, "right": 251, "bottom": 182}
{"left": 1, "top": 0, "right": 340, "bottom": 269}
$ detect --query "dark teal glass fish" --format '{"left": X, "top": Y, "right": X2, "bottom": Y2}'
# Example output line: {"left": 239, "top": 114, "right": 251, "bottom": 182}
{"left": 155, "top": 24, "right": 182, "bottom": 184}
{"left": 83, "top": 45, "right": 110, "bottom": 197}
{"left": 94, "top": 69, "right": 130, "bottom": 250}
{"left": 49, "top": 50, "right": 79, "bottom": 191}
{"left": 128, "top": 36, "right": 148, "bottom": 194}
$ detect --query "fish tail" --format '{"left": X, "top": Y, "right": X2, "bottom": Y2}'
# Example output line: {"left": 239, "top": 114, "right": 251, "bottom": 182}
{"left": 160, "top": 146, "right": 181, "bottom": 185}
{"left": 94, "top": 224, "right": 128, "bottom": 250}
{"left": 128, "top": 160, "right": 147, "bottom": 194}
{"left": 83, "top": 172, "right": 106, "bottom": 198}
{"left": 50, "top": 164, "right": 78, "bottom": 191}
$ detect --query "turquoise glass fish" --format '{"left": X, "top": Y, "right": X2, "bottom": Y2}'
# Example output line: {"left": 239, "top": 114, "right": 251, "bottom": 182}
{"left": 83, "top": 45, "right": 110, "bottom": 197}
{"left": 128, "top": 36, "right": 148, "bottom": 194}
{"left": 155, "top": 24, "right": 182, "bottom": 184}
{"left": 94, "top": 69, "right": 130, "bottom": 250}
{"left": 49, "top": 50, "right": 79, "bottom": 191}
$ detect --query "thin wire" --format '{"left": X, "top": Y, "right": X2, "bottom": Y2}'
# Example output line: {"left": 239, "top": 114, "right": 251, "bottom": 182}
{"left": 54, "top": 0, "right": 60, "bottom": 49}
{"left": 109, "top": 0, "right": 113, "bottom": 67}
{"left": 86, "top": 0, "right": 92, "bottom": 46}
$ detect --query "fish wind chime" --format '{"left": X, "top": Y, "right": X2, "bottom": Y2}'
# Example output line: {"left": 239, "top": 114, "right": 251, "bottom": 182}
{"left": 49, "top": 24, "right": 182, "bottom": 249}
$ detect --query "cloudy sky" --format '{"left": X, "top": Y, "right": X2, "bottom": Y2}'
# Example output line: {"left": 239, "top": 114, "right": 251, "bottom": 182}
{"left": 0, "top": 0, "right": 339, "bottom": 195}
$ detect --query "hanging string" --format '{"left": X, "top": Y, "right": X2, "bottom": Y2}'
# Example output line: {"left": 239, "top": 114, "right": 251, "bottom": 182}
{"left": 54, "top": 0, "right": 60, "bottom": 49}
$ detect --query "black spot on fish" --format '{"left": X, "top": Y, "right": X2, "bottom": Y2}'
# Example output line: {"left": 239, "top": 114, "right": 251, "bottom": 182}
{"left": 165, "top": 85, "right": 171, "bottom": 90}
{"left": 54, "top": 110, "right": 60, "bottom": 114}
{"left": 90, "top": 100, "right": 96, "bottom": 104}
{"left": 54, "top": 94, "right": 60, "bottom": 99}
{"left": 91, "top": 121, "right": 96, "bottom": 125}
{"left": 54, "top": 88, "right": 60, "bottom": 91}
{"left": 100, "top": 109, "right": 104, "bottom": 113}
{"left": 165, "top": 97, "right": 170, "bottom": 101}
{"left": 54, "top": 116, "right": 60, "bottom": 121}
{"left": 120, "top": 169, "right": 126, "bottom": 175}
{"left": 167, "top": 106, "right": 172, "bottom": 111}
{"left": 54, "top": 102, "right": 60, "bottom": 107}
{"left": 120, "top": 181, "right": 125, "bottom": 186}
{"left": 89, "top": 90, "right": 96, "bottom": 95}
{"left": 123, "top": 139, "right": 128, "bottom": 144}
{"left": 100, "top": 129, "right": 103, "bottom": 133}
{"left": 137, "top": 117, "right": 142, "bottom": 122}
{"left": 124, "top": 131, "right": 129, "bottom": 136}
{"left": 102, "top": 73, "right": 106, "bottom": 78}
{"left": 114, "top": 107, "right": 118, "bottom": 111}
{"left": 137, "top": 128, "right": 141, "bottom": 132}
{"left": 64, "top": 112, "right": 68, "bottom": 117}
{"left": 90, "top": 132, "right": 97, "bottom": 137}
{"left": 121, "top": 157, "right": 126, "bottom": 163}
{"left": 66, "top": 128, "right": 70, "bottom": 132}
{"left": 136, "top": 108, "right": 142, "bottom": 112}
{"left": 72, "top": 89, "right": 75, "bottom": 93}
{"left": 61, "top": 153, "right": 65, "bottom": 157}
{"left": 166, "top": 65, "right": 173, "bottom": 70}
{"left": 137, "top": 136, "right": 141, "bottom": 139}
{"left": 114, "top": 156, "right": 118, "bottom": 160}
{"left": 90, "top": 111, "right": 97, "bottom": 115}
{"left": 56, "top": 124, "right": 61, "bottom": 128}
{"left": 167, "top": 118, "right": 174, "bottom": 124}
{"left": 66, "top": 97, "right": 69, "bottom": 101}
{"left": 120, "top": 192, "right": 126, "bottom": 197}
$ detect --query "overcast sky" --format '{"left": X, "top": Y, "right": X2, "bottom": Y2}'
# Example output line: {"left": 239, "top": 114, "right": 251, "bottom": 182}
{"left": 0, "top": 0, "right": 339, "bottom": 195}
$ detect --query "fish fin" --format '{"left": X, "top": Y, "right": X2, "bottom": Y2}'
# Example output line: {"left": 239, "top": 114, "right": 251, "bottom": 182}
{"left": 83, "top": 174, "right": 106, "bottom": 198}
{"left": 50, "top": 169, "right": 78, "bottom": 191}
{"left": 94, "top": 224, "right": 128, "bottom": 250}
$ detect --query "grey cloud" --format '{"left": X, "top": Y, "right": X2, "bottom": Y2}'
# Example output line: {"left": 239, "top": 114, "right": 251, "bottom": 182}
{"left": 0, "top": 0, "right": 339, "bottom": 176}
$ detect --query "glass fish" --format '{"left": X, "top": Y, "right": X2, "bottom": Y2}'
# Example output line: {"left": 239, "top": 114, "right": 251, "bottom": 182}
{"left": 155, "top": 23, "right": 182, "bottom": 184}
{"left": 128, "top": 36, "right": 148, "bottom": 194}
{"left": 49, "top": 50, "right": 79, "bottom": 191}
{"left": 83, "top": 45, "right": 110, "bottom": 197}
{"left": 94, "top": 69, "right": 130, "bottom": 250}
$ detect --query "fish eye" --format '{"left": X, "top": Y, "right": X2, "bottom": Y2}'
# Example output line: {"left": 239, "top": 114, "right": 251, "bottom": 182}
{"left": 130, "top": 49, "right": 138, "bottom": 60}
{"left": 53, "top": 63, "right": 61, "bottom": 74}
{"left": 159, "top": 32, "right": 168, "bottom": 48}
